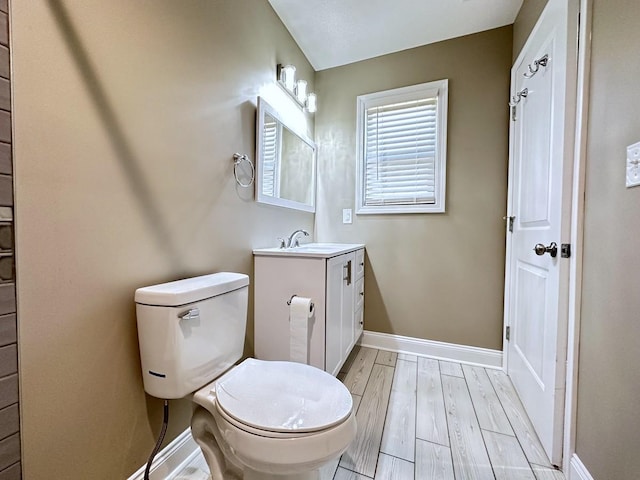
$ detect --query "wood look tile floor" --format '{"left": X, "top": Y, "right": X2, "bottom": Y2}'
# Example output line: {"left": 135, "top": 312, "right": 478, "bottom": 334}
{"left": 174, "top": 347, "right": 565, "bottom": 480}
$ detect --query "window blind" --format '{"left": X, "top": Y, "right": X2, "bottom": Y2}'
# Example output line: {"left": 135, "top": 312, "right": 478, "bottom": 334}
{"left": 364, "top": 97, "right": 438, "bottom": 206}
{"left": 261, "top": 120, "right": 279, "bottom": 197}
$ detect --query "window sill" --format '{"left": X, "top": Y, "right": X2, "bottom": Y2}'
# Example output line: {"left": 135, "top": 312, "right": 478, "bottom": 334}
{"left": 356, "top": 204, "right": 445, "bottom": 215}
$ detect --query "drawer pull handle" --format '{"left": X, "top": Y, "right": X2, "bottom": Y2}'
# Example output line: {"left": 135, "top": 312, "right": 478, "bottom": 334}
{"left": 343, "top": 260, "right": 352, "bottom": 285}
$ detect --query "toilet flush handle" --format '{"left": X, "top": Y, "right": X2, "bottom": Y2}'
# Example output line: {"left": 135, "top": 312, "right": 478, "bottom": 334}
{"left": 178, "top": 307, "right": 200, "bottom": 320}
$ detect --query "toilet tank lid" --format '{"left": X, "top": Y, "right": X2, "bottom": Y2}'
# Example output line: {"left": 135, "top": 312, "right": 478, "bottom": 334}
{"left": 135, "top": 272, "right": 249, "bottom": 307}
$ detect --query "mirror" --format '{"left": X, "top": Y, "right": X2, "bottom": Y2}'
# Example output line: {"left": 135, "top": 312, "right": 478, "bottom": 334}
{"left": 256, "top": 97, "right": 316, "bottom": 212}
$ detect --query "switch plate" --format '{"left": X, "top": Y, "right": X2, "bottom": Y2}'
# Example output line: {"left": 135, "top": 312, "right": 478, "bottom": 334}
{"left": 342, "top": 208, "right": 352, "bottom": 224}
{"left": 626, "top": 141, "right": 640, "bottom": 188}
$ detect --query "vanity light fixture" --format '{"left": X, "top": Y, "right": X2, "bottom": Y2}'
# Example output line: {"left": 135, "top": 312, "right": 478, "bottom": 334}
{"left": 277, "top": 64, "right": 317, "bottom": 113}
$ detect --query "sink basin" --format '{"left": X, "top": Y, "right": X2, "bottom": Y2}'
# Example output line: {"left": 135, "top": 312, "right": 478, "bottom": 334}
{"left": 253, "top": 243, "right": 365, "bottom": 258}
{"left": 291, "top": 243, "right": 355, "bottom": 253}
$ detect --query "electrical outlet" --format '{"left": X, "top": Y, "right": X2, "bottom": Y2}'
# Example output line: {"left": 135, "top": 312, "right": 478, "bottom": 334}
{"left": 342, "top": 208, "right": 352, "bottom": 224}
{"left": 627, "top": 141, "right": 640, "bottom": 188}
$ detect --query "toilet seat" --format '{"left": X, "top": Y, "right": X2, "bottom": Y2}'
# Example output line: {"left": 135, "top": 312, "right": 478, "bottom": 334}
{"left": 214, "top": 358, "right": 353, "bottom": 437}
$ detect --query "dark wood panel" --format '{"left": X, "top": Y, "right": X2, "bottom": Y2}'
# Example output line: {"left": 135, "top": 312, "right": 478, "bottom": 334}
{"left": 0, "top": 112, "right": 8, "bottom": 144}
{"left": 0, "top": 144, "right": 10, "bottom": 176}
{"left": 0, "top": 434, "right": 19, "bottom": 473}
{"left": 0, "top": 13, "right": 6, "bottom": 48}
{"left": 0, "top": 256, "right": 12, "bottom": 282}
{"left": 0, "top": 78, "right": 8, "bottom": 112}
{"left": 0, "top": 462, "right": 22, "bottom": 480}
{"left": 0, "top": 285, "right": 14, "bottom": 316}
{"left": 0, "top": 345, "right": 15, "bottom": 377}
{"left": 0, "top": 6, "right": 17, "bottom": 478}
{"left": 0, "top": 404, "right": 18, "bottom": 441}
{"left": 0, "top": 176, "right": 11, "bottom": 207}
{"left": 0, "top": 47, "right": 7, "bottom": 80}
{"left": 0, "top": 225, "right": 10, "bottom": 252}
{"left": 0, "top": 376, "right": 16, "bottom": 410}
{"left": 0, "top": 314, "right": 15, "bottom": 347}
{"left": 0, "top": 462, "right": 19, "bottom": 480}
{"left": 0, "top": 461, "right": 19, "bottom": 480}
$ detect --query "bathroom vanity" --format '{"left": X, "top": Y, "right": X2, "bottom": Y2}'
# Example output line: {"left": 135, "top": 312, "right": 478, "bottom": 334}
{"left": 253, "top": 243, "right": 365, "bottom": 376}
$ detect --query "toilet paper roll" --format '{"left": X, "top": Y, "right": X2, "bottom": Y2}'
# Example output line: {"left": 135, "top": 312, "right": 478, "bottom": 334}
{"left": 290, "top": 296, "right": 314, "bottom": 364}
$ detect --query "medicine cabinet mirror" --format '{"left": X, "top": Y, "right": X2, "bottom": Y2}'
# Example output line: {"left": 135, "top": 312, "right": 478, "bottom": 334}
{"left": 256, "top": 97, "right": 316, "bottom": 213}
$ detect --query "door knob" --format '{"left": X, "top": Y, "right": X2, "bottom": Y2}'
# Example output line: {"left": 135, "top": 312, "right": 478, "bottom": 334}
{"left": 533, "top": 242, "right": 558, "bottom": 258}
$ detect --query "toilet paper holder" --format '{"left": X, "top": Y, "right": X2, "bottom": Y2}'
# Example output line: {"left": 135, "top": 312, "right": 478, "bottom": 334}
{"left": 287, "top": 294, "right": 315, "bottom": 312}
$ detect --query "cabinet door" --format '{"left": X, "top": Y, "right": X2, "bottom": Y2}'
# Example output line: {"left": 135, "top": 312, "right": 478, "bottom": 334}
{"left": 325, "top": 254, "right": 346, "bottom": 375}
{"left": 326, "top": 252, "right": 355, "bottom": 375}
{"left": 355, "top": 307, "right": 364, "bottom": 341}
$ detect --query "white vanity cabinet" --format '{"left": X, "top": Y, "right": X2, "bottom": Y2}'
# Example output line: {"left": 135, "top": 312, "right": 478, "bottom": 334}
{"left": 253, "top": 244, "right": 365, "bottom": 376}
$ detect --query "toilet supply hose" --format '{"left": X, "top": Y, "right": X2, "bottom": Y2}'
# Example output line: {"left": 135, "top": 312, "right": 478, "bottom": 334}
{"left": 144, "top": 399, "right": 169, "bottom": 480}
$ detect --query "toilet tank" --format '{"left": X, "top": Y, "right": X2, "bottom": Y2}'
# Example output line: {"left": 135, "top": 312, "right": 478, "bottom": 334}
{"left": 135, "top": 272, "right": 249, "bottom": 399}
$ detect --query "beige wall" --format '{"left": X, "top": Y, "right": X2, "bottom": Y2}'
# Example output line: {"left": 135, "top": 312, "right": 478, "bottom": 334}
{"left": 512, "top": 0, "right": 549, "bottom": 60}
{"left": 11, "top": 1, "right": 315, "bottom": 478}
{"left": 576, "top": 0, "right": 640, "bottom": 477}
{"left": 315, "top": 26, "right": 513, "bottom": 351}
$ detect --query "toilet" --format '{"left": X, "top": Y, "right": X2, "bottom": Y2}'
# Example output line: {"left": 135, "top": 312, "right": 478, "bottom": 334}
{"left": 135, "top": 272, "right": 356, "bottom": 480}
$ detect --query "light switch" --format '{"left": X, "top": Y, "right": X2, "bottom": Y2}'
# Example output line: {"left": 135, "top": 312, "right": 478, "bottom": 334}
{"left": 626, "top": 141, "right": 640, "bottom": 188}
{"left": 342, "top": 208, "right": 352, "bottom": 224}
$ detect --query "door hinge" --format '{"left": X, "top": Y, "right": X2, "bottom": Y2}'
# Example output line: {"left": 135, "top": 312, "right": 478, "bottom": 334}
{"left": 506, "top": 326, "right": 511, "bottom": 341}
{"left": 511, "top": 105, "right": 517, "bottom": 121}
{"left": 561, "top": 243, "right": 571, "bottom": 258}
{"left": 504, "top": 215, "right": 515, "bottom": 233}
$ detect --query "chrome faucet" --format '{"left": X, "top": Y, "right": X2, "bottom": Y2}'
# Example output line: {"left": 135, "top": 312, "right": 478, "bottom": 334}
{"left": 285, "top": 229, "right": 310, "bottom": 248}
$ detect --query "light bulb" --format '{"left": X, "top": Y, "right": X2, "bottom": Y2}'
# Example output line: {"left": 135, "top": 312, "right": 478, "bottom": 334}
{"left": 296, "top": 80, "right": 308, "bottom": 103}
{"left": 306, "top": 93, "right": 317, "bottom": 113}
{"left": 281, "top": 64, "right": 296, "bottom": 92}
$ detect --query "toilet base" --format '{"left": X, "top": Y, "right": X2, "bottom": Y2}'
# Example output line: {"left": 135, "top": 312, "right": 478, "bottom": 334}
{"left": 243, "top": 469, "right": 319, "bottom": 480}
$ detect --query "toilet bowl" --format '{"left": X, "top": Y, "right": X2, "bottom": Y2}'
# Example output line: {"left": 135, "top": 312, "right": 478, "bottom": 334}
{"left": 191, "top": 359, "right": 356, "bottom": 479}
{"left": 135, "top": 273, "right": 356, "bottom": 480}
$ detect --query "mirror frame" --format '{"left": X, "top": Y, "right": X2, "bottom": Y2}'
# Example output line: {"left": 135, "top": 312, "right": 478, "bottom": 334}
{"left": 256, "top": 97, "right": 317, "bottom": 213}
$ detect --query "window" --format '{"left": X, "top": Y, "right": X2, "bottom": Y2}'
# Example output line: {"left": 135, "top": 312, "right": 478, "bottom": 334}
{"left": 356, "top": 79, "right": 448, "bottom": 214}
{"left": 261, "top": 117, "right": 280, "bottom": 197}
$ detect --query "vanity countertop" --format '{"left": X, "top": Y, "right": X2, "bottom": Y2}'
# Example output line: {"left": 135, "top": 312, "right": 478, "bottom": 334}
{"left": 253, "top": 243, "right": 365, "bottom": 259}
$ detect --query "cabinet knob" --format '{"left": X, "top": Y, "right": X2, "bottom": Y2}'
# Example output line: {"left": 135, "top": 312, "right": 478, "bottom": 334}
{"left": 360, "top": 262, "right": 364, "bottom": 266}
{"left": 359, "top": 292, "right": 364, "bottom": 296}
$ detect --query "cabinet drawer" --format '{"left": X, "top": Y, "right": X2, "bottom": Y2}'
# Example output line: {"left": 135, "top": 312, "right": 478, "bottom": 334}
{"left": 355, "top": 277, "right": 364, "bottom": 311}
{"left": 355, "top": 307, "right": 364, "bottom": 339}
{"left": 355, "top": 249, "right": 365, "bottom": 279}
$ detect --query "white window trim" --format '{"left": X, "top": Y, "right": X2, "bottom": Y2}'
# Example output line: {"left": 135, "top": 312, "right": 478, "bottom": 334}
{"left": 355, "top": 79, "right": 448, "bottom": 214}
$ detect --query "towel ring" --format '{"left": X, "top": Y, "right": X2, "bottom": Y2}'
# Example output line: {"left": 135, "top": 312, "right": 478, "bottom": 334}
{"left": 232, "top": 153, "right": 255, "bottom": 188}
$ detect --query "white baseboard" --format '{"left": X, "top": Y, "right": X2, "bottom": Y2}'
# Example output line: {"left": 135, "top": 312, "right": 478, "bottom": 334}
{"left": 569, "top": 455, "right": 594, "bottom": 480}
{"left": 127, "top": 428, "right": 200, "bottom": 480}
{"left": 359, "top": 330, "right": 503, "bottom": 368}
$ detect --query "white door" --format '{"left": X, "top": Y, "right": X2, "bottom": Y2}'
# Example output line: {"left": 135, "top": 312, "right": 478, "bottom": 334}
{"left": 505, "top": 0, "right": 578, "bottom": 465}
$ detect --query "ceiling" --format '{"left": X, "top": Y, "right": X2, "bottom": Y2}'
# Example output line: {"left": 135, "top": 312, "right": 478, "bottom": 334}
{"left": 268, "top": 0, "right": 523, "bottom": 71}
